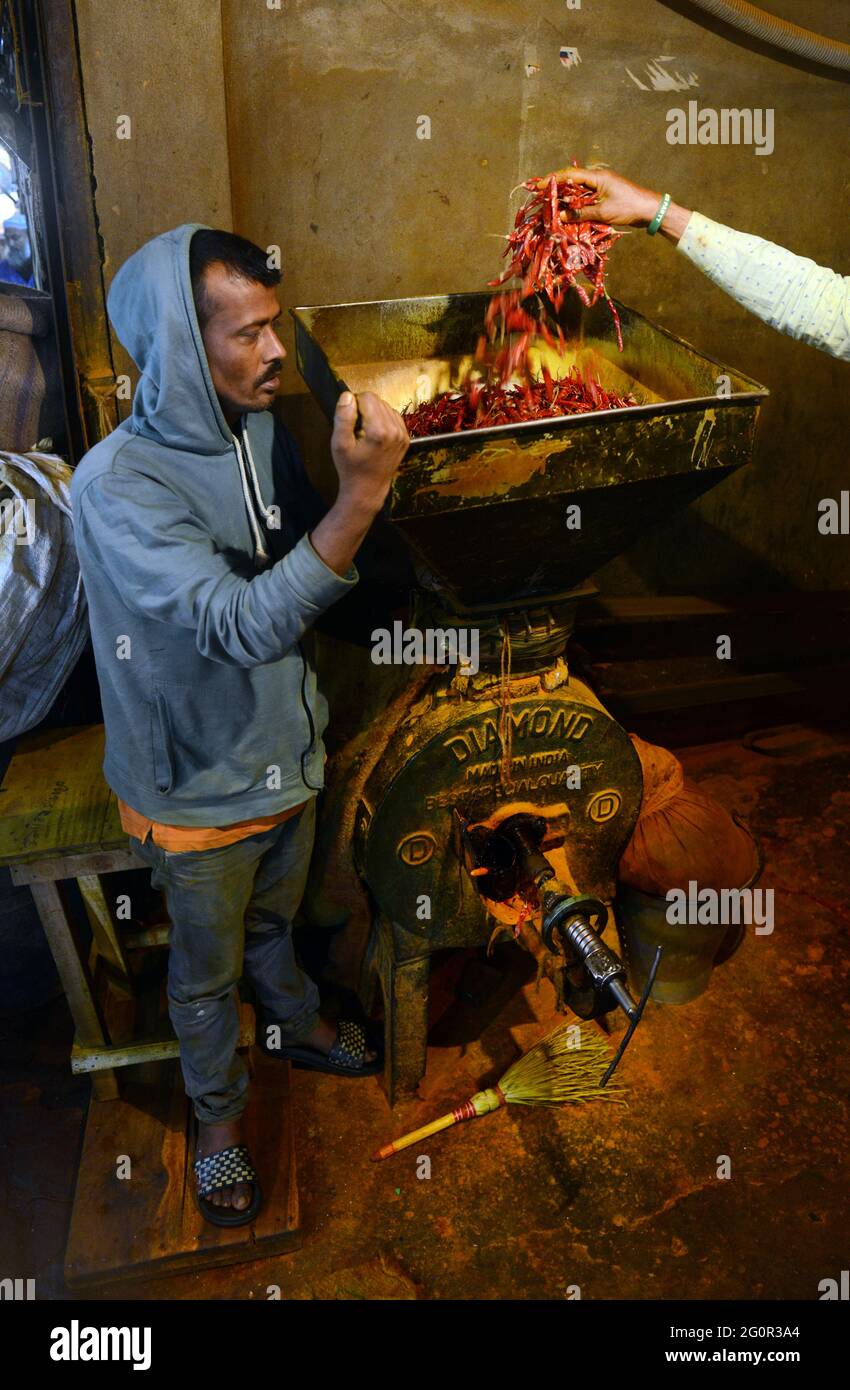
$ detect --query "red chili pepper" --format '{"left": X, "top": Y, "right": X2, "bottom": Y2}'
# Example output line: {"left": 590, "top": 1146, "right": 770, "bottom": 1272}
{"left": 405, "top": 163, "right": 631, "bottom": 436}
{"left": 481, "top": 168, "right": 625, "bottom": 383}
{"left": 402, "top": 369, "right": 637, "bottom": 438}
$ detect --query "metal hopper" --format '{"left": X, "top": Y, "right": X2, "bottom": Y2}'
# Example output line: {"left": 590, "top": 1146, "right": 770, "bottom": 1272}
{"left": 292, "top": 291, "right": 768, "bottom": 609}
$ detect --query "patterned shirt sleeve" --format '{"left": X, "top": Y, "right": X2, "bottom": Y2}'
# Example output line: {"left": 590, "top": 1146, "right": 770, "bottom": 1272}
{"left": 677, "top": 210, "right": 850, "bottom": 361}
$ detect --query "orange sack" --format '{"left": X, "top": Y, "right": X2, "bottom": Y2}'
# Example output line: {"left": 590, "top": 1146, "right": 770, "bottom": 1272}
{"left": 619, "top": 734, "right": 758, "bottom": 895}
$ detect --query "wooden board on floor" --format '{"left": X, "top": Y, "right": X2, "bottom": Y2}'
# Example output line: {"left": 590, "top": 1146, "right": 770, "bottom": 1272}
{"left": 64, "top": 1049, "right": 300, "bottom": 1289}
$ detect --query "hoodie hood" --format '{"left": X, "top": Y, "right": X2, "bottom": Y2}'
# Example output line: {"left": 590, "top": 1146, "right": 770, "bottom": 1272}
{"left": 107, "top": 223, "right": 234, "bottom": 455}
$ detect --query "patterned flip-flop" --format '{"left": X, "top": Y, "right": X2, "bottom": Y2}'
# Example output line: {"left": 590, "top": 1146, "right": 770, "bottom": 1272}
{"left": 192, "top": 1138, "right": 262, "bottom": 1227}
{"left": 259, "top": 1017, "right": 382, "bottom": 1077}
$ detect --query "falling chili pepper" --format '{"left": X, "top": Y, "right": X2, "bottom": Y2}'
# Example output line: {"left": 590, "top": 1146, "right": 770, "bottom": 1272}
{"left": 487, "top": 167, "right": 625, "bottom": 361}
{"left": 403, "top": 163, "right": 633, "bottom": 437}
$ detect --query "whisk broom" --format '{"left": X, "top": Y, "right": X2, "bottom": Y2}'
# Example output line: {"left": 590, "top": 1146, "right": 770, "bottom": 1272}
{"left": 372, "top": 1023, "right": 627, "bottom": 1161}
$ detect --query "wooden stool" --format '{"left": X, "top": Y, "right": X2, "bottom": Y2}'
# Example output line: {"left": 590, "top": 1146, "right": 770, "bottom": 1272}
{"left": 0, "top": 723, "right": 260, "bottom": 1092}
{"left": 0, "top": 725, "right": 141, "bottom": 1099}
{"left": 0, "top": 723, "right": 300, "bottom": 1286}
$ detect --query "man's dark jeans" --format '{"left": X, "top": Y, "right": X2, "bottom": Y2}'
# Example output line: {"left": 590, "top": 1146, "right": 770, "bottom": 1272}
{"left": 129, "top": 799, "right": 319, "bottom": 1124}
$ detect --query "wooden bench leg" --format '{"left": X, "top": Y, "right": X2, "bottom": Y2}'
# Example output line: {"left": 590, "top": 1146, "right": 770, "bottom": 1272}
{"left": 77, "top": 873, "right": 134, "bottom": 992}
{"left": 78, "top": 873, "right": 137, "bottom": 1051}
{"left": 29, "top": 880, "right": 120, "bottom": 1101}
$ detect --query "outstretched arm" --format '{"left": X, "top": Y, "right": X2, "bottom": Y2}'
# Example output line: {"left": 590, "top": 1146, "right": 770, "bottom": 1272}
{"left": 536, "top": 165, "right": 850, "bottom": 361}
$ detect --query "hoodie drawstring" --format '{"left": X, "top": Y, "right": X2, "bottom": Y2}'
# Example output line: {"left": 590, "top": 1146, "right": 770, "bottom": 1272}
{"left": 233, "top": 424, "right": 272, "bottom": 568}
{"left": 241, "top": 425, "right": 278, "bottom": 532}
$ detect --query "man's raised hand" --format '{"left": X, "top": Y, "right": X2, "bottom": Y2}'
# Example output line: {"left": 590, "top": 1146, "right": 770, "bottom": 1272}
{"left": 331, "top": 390, "right": 409, "bottom": 515}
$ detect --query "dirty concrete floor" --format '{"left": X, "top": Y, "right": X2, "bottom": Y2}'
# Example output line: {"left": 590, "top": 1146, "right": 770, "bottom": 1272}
{"left": 3, "top": 725, "right": 848, "bottom": 1301}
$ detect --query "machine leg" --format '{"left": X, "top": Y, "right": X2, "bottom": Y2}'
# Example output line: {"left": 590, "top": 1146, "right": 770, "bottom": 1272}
{"left": 381, "top": 953, "right": 430, "bottom": 1108}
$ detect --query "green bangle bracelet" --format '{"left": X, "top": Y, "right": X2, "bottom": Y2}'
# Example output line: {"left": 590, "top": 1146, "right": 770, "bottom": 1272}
{"left": 647, "top": 192, "right": 671, "bottom": 235}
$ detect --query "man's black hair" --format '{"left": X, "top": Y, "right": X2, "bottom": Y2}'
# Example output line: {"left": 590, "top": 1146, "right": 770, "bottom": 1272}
{"left": 189, "top": 229, "right": 281, "bottom": 330}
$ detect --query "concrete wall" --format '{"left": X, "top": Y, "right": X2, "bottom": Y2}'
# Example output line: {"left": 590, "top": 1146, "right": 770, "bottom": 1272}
{"left": 73, "top": 0, "right": 233, "bottom": 386}
{"left": 74, "top": 0, "right": 850, "bottom": 594}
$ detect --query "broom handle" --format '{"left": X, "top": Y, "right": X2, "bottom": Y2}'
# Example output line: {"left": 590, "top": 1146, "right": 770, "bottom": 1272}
{"left": 372, "top": 1087, "right": 505, "bottom": 1161}
{"left": 372, "top": 1110, "right": 459, "bottom": 1161}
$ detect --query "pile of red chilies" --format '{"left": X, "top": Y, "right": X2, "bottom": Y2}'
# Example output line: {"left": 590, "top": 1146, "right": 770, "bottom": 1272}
{"left": 402, "top": 167, "right": 632, "bottom": 438}
{"left": 404, "top": 365, "right": 636, "bottom": 438}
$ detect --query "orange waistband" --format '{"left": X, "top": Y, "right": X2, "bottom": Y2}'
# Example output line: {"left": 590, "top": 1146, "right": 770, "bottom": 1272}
{"left": 117, "top": 798, "right": 308, "bottom": 852}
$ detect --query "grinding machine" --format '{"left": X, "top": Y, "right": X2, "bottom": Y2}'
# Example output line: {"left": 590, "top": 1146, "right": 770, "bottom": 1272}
{"left": 293, "top": 290, "right": 768, "bottom": 1104}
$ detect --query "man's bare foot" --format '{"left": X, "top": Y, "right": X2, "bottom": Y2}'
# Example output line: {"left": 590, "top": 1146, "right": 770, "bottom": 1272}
{"left": 196, "top": 1116, "right": 253, "bottom": 1210}
{"left": 300, "top": 1017, "right": 377, "bottom": 1065}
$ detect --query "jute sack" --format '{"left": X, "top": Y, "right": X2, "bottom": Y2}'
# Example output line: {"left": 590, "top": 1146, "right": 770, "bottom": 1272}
{"left": 619, "top": 734, "right": 758, "bottom": 895}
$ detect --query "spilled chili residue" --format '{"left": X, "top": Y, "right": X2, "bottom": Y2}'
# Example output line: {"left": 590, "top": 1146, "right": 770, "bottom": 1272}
{"left": 403, "top": 169, "right": 633, "bottom": 439}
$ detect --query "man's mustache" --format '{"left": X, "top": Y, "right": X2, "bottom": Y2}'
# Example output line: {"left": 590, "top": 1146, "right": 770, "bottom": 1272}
{"left": 255, "top": 360, "right": 283, "bottom": 388}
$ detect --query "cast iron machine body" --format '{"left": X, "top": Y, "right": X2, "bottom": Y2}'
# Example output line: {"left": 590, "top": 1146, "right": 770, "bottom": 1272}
{"left": 292, "top": 290, "right": 768, "bottom": 1104}
{"left": 352, "top": 615, "right": 644, "bottom": 1099}
{"left": 458, "top": 810, "right": 635, "bottom": 1021}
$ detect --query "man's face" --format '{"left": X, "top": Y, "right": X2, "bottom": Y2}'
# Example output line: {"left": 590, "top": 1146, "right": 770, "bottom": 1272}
{"left": 198, "top": 261, "right": 287, "bottom": 421}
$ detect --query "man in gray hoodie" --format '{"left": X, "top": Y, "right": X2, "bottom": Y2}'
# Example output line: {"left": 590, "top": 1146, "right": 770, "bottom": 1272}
{"left": 71, "top": 225, "right": 409, "bottom": 1225}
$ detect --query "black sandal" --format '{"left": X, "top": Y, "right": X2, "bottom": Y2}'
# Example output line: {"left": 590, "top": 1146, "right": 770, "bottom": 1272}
{"left": 192, "top": 1123, "right": 262, "bottom": 1227}
{"left": 258, "top": 1017, "right": 383, "bottom": 1078}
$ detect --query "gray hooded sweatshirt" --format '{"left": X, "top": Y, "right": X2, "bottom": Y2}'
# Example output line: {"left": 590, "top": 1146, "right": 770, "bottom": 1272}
{"left": 70, "top": 223, "right": 357, "bottom": 825}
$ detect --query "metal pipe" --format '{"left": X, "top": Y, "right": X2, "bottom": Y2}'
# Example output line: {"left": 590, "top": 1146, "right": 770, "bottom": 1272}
{"left": 607, "top": 977, "right": 637, "bottom": 1020}
{"left": 681, "top": 0, "right": 850, "bottom": 72}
